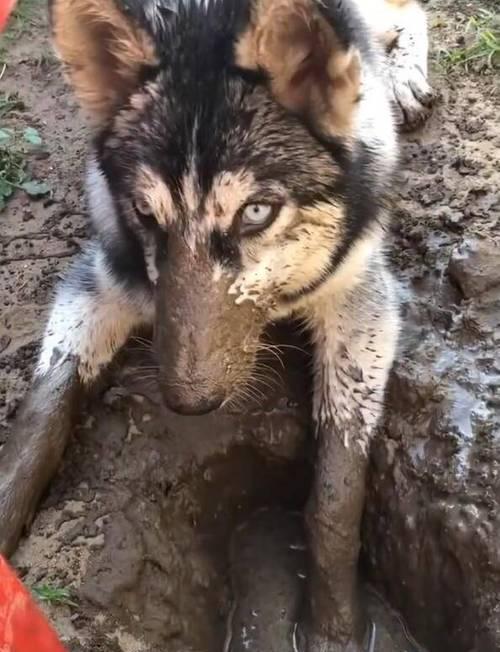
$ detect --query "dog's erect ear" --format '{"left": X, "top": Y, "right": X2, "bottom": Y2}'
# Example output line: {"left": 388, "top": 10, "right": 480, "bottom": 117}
{"left": 50, "top": 0, "right": 157, "bottom": 122}
{"left": 236, "top": 0, "right": 361, "bottom": 136}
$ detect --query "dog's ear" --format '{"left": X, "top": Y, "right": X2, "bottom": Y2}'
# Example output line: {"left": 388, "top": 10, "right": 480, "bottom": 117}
{"left": 236, "top": 0, "right": 361, "bottom": 136}
{"left": 50, "top": 0, "right": 157, "bottom": 123}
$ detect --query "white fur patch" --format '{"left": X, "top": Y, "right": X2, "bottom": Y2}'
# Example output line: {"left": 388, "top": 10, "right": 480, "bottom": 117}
{"left": 306, "top": 258, "right": 400, "bottom": 453}
{"left": 86, "top": 158, "right": 120, "bottom": 240}
{"left": 182, "top": 168, "right": 200, "bottom": 215}
{"left": 353, "top": 0, "right": 434, "bottom": 129}
{"left": 37, "top": 247, "right": 154, "bottom": 383}
{"left": 212, "top": 263, "right": 226, "bottom": 283}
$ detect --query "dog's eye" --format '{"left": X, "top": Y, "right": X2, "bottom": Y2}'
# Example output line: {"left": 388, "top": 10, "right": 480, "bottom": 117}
{"left": 134, "top": 198, "right": 154, "bottom": 218}
{"left": 239, "top": 203, "right": 278, "bottom": 235}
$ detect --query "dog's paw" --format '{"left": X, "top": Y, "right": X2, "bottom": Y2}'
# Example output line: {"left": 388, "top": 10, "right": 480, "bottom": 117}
{"left": 388, "top": 62, "right": 436, "bottom": 132}
{"left": 301, "top": 633, "right": 365, "bottom": 652}
{"left": 295, "top": 624, "right": 372, "bottom": 652}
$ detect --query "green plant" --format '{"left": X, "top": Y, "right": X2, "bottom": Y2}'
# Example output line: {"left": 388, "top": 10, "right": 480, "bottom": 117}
{"left": 32, "top": 584, "right": 78, "bottom": 608}
{"left": 439, "top": 9, "right": 500, "bottom": 71}
{"left": 0, "top": 93, "right": 50, "bottom": 210}
{"left": 1, "top": 0, "right": 40, "bottom": 39}
{"left": 0, "top": 0, "right": 42, "bottom": 64}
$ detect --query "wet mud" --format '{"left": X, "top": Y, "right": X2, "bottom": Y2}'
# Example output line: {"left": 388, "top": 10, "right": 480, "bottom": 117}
{"left": 0, "top": 0, "right": 499, "bottom": 650}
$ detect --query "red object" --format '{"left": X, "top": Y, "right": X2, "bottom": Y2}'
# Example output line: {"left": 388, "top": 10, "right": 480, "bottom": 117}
{"left": 0, "top": 555, "right": 68, "bottom": 652}
{"left": 0, "top": 0, "right": 17, "bottom": 32}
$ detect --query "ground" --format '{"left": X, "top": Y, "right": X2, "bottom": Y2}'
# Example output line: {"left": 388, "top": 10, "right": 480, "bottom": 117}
{"left": 0, "top": 1, "right": 499, "bottom": 652}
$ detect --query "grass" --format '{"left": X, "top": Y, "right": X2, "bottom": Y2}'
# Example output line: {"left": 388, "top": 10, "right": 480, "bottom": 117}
{"left": 0, "top": 0, "right": 55, "bottom": 80}
{"left": 0, "top": 93, "right": 50, "bottom": 210}
{"left": 0, "top": 0, "right": 43, "bottom": 67}
{"left": 32, "top": 584, "right": 78, "bottom": 608}
{"left": 439, "top": 9, "right": 500, "bottom": 71}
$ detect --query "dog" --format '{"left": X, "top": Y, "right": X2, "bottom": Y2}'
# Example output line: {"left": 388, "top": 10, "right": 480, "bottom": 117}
{"left": 3, "top": 0, "right": 435, "bottom": 649}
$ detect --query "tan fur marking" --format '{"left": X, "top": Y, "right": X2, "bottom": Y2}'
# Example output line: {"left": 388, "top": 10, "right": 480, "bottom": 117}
{"left": 51, "top": 0, "right": 157, "bottom": 122}
{"left": 137, "top": 165, "right": 176, "bottom": 226}
{"left": 235, "top": 0, "right": 361, "bottom": 136}
{"left": 232, "top": 201, "right": 345, "bottom": 311}
{"left": 205, "top": 171, "right": 256, "bottom": 231}
{"left": 384, "top": 0, "right": 413, "bottom": 8}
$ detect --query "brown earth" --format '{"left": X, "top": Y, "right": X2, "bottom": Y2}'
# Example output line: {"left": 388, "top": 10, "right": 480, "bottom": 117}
{"left": 0, "top": 1, "right": 499, "bottom": 651}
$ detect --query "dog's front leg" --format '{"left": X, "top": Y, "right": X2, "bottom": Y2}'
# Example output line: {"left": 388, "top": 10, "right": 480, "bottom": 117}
{"left": 36, "top": 243, "right": 154, "bottom": 383}
{"left": 383, "top": 0, "right": 436, "bottom": 130}
{"left": 303, "top": 267, "right": 399, "bottom": 651}
{"left": 0, "top": 243, "right": 154, "bottom": 555}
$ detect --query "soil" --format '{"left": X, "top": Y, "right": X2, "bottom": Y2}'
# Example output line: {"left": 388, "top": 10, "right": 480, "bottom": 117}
{"left": 0, "top": 1, "right": 499, "bottom": 652}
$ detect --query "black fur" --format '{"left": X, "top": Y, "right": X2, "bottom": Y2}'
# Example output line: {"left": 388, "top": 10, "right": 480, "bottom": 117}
{"left": 93, "top": 0, "right": 390, "bottom": 294}
{"left": 210, "top": 230, "right": 241, "bottom": 268}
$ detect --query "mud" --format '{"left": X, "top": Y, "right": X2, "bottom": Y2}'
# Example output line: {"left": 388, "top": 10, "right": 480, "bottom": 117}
{"left": 362, "top": 1, "right": 500, "bottom": 646}
{"left": 9, "top": 332, "right": 314, "bottom": 652}
{"left": 0, "top": 0, "right": 499, "bottom": 651}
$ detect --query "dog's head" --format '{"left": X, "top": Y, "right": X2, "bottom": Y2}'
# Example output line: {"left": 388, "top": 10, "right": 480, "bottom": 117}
{"left": 50, "top": 0, "right": 397, "bottom": 414}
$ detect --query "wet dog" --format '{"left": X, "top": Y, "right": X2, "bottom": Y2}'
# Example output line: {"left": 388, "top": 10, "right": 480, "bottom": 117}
{"left": 1, "top": 0, "right": 434, "bottom": 649}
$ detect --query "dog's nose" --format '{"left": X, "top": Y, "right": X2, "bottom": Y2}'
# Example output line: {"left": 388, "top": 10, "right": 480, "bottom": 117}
{"left": 160, "top": 383, "right": 225, "bottom": 416}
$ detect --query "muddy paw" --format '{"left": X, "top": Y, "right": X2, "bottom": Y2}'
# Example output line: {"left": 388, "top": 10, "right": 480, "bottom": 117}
{"left": 296, "top": 623, "right": 375, "bottom": 652}
{"left": 389, "top": 63, "right": 436, "bottom": 132}
{"left": 298, "top": 632, "right": 363, "bottom": 652}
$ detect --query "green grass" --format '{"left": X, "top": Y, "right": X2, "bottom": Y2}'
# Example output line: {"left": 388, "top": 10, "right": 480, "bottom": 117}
{"left": 1, "top": 0, "right": 40, "bottom": 40}
{"left": 0, "top": 93, "right": 50, "bottom": 210}
{"left": 0, "top": 0, "right": 42, "bottom": 65}
{"left": 32, "top": 584, "right": 78, "bottom": 608}
{"left": 439, "top": 9, "right": 500, "bottom": 72}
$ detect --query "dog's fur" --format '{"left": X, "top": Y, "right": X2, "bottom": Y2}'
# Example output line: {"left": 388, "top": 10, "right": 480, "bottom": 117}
{"left": 36, "top": 0, "right": 434, "bottom": 648}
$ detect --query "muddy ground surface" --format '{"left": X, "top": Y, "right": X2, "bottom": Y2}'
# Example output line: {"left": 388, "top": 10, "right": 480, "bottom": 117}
{"left": 0, "top": 1, "right": 499, "bottom": 651}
